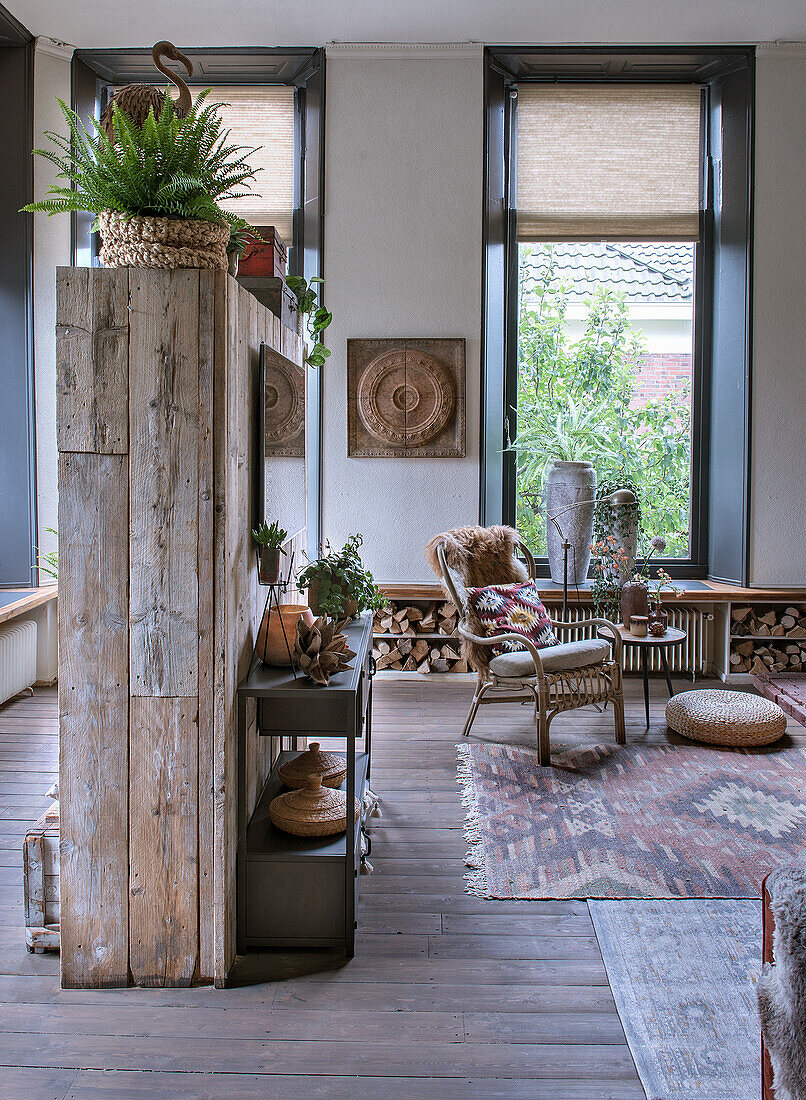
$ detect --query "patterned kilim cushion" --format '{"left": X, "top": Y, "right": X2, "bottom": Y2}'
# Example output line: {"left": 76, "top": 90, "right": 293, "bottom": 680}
{"left": 466, "top": 581, "right": 558, "bottom": 655}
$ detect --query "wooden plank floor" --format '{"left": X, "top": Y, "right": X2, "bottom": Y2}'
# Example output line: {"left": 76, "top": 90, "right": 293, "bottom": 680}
{"left": 1, "top": 677, "right": 801, "bottom": 1098}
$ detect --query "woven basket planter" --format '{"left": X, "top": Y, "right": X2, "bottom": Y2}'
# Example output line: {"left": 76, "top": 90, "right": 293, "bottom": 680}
{"left": 98, "top": 212, "right": 229, "bottom": 270}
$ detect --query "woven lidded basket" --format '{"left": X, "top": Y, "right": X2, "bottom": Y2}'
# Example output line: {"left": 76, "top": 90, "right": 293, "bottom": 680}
{"left": 277, "top": 742, "right": 347, "bottom": 790}
{"left": 269, "top": 775, "right": 360, "bottom": 837}
{"left": 666, "top": 689, "right": 787, "bottom": 747}
{"left": 98, "top": 211, "right": 229, "bottom": 270}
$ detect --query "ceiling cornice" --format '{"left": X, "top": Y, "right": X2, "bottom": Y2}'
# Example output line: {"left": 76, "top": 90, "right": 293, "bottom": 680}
{"left": 35, "top": 35, "right": 75, "bottom": 61}
{"left": 756, "top": 41, "right": 806, "bottom": 57}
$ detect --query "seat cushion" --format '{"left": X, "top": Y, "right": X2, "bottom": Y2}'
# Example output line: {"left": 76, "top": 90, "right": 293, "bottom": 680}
{"left": 466, "top": 580, "right": 558, "bottom": 655}
{"left": 489, "top": 637, "right": 612, "bottom": 678}
{"left": 666, "top": 689, "right": 786, "bottom": 746}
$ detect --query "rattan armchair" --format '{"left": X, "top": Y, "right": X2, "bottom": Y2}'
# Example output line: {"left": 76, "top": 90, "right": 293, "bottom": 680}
{"left": 433, "top": 534, "right": 626, "bottom": 766}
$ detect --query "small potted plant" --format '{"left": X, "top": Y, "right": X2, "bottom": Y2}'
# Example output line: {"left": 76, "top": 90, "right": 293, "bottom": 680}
{"left": 297, "top": 534, "right": 385, "bottom": 619}
{"left": 285, "top": 275, "right": 332, "bottom": 368}
{"left": 251, "top": 521, "right": 288, "bottom": 585}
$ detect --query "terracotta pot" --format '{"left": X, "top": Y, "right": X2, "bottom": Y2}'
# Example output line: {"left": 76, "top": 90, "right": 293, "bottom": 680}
{"left": 306, "top": 578, "right": 359, "bottom": 620}
{"left": 258, "top": 546, "right": 282, "bottom": 586}
{"left": 257, "top": 603, "right": 314, "bottom": 666}
{"left": 620, "top": 580, "right": 648, "bottom": 628}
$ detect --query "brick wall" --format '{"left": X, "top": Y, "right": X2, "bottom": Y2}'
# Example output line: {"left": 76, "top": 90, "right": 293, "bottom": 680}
{"left": 630, "top": 353, "right": 692, "bottom": 406}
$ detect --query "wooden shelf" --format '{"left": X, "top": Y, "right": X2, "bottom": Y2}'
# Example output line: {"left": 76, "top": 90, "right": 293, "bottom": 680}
{"left": 245, "top": 750, "right": 369, "bottom": 863}
{"left": 0, "top": 585, "right": 57, "bottom": 626}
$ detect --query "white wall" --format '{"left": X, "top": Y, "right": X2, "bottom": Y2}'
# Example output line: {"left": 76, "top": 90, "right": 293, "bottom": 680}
{"left": 32, "top": 39, "right": 72, "bottom": 570}
{"left": 26, "top": 25, "right": 806, "bottom": 588}
{"left": 750, "top": 45, "right": 806, "bottom": 587}
{"left": 322, "top": 48, "right": 482, "bottom": 583}
{"left": 9, "top": 0, "right": 806, "bottom": 50}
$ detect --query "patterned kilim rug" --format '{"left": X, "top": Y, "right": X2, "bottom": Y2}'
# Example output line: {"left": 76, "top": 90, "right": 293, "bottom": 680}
{"left": 589, "top": 899, "right": 761, "bottom": 1099}
{"left": 457, "top": 740, "right": 806, "bottom": 898}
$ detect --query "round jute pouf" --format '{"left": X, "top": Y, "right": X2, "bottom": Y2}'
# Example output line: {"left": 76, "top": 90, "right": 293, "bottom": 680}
{"left": 666, "top": 689, "right": 787, "bottom": 747}
{"left": 269, "top": 775, "right": 360, "bottom": 838}
{"left": 277, "top": 742, "right": 347, "bottom": 790}
{"left": 98, "top": 212, "right": 229, "bottom": 270}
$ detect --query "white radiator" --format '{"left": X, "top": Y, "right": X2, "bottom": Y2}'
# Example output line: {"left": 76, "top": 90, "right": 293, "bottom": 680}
{"left": 547, "top": 605, "right": 713, "bottom": 677}
{"left": 0, "top": 620, "right": 37, "bottom": 705}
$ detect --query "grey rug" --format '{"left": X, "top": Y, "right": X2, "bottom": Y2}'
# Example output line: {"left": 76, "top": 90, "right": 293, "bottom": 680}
{"left": 589, "top": 899, "right": 761, "bottom": 1100}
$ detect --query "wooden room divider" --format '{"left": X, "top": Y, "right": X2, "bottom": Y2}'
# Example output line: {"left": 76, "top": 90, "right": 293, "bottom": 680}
{"left": 56, "top": 268, "right": 303, "bottom": 987}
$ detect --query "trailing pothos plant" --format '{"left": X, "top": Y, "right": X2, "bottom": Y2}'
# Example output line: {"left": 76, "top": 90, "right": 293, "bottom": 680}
{"left": 297, "top": 534, "right": 385, "bottom": 617}
{"left": 285, "top": 275, "right": 332, "bottom": 368}
{"left": 22, "top": 91, "right": 260, "bottom": 236}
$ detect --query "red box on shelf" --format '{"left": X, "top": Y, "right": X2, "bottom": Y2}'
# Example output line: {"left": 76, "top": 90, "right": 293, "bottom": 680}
{"left": 238, "top": 226, "right": 288, "bottom": 278}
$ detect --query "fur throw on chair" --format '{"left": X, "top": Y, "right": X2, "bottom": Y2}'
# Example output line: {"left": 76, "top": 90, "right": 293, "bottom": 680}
{"left": 424, "top": 525, "right": 528, "bottom": 673}
{"left": 758, "top": 862, "right": 806, "bottom": 1100}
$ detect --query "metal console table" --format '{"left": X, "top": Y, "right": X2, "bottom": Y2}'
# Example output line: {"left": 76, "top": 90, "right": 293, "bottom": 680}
{"left": 237, "top": 612, "right": 374, "bottom": 957}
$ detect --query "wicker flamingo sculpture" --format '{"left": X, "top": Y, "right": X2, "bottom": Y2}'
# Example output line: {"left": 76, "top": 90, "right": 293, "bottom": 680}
{"left": 100, "top": 40, "right": 193, "bottom": 138}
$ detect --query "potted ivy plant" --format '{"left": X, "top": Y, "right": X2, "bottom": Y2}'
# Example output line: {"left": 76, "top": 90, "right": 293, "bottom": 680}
{"left": 23, "top": 92, "right": 261, "bottom": 271}
{"left": 297, "top": 534, "right": 385, "bottom": 619}
{"left": 285, "top": 275, "right": 332, "bottom": 368}
{"left": 251, "top": 521, "right": 288, "bottom": 585}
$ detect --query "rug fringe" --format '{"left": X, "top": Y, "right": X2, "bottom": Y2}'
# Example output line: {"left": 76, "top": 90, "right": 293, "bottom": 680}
{"left": 456, "top": 743, "right": 490, "bottom": 897}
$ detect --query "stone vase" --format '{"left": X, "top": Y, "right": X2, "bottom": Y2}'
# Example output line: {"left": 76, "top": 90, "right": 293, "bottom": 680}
{"left": 545, "top": 461, "right": 597, "bottom": 586}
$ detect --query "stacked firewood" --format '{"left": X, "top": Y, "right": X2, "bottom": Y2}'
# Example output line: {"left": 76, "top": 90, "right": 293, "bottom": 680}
{"left": 373, "top": 600, "right": 467, "bottom": 672}
{"left": 373, "top": 637, "right": 469, "bottom": 673}
{"left": 730, "top": 605, "right": 806, "bottom": 674}
{"left": 373, "top": 601, "right": 458, "bottom": 637}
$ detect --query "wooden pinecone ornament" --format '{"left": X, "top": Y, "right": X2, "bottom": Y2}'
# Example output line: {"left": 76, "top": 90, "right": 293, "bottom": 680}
{"left": 294, "top": 616, "right": 356, "bottom": 685}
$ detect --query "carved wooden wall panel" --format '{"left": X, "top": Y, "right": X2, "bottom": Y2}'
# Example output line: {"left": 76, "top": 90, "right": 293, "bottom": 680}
{"left": 347, "top": 338, "right": 465, "bottom": 457}
{"left": 263, "top": 345, "right": 305, "bottom": 457}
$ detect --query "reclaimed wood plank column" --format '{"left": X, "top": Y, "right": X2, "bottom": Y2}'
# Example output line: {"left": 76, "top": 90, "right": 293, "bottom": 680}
{"left": 56, "top": 268, "right": 303, "bottom": 988}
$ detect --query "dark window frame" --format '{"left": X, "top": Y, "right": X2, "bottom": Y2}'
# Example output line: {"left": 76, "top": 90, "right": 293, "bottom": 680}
{"left": 481, "top": 46, "right": 754, "bottom": 584}
{"left": 71, "top": 46, "right": 325, "bottom": 555}
{"left": 0, "top": 4, "right": 36, "bottom": 587}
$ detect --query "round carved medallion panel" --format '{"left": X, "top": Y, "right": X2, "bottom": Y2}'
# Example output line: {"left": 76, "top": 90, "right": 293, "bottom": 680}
{"left": 264, "top": 362, "right": 304, "bottom": 445}
{"left": 356, "top": 350, "right": 455, "bottom": 446}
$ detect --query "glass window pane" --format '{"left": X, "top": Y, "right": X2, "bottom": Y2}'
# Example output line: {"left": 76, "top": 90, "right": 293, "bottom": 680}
{"left": 515, "top": 241, "right": 694, "bottom": 561}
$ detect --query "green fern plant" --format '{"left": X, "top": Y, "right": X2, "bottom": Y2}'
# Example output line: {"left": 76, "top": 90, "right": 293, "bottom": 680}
{"left": 22, "top": 91, "right": 259, "bottom": 228}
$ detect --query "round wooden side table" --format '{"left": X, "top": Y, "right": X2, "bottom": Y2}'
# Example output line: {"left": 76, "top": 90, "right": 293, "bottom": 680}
{"left": 598, "top": 624, "right": 687, "bottom": 728}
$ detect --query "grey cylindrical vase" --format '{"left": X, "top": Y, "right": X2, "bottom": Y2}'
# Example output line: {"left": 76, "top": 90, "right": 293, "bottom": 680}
{"left": 545, "top": 461, "right": 597, "bottom": 585}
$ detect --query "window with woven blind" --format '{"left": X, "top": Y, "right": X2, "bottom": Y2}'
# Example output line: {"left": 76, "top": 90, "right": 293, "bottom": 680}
{"left": 516, "top": 84, "right": 702, "bottom": 241}
{"left": 202, "top": 85, "right": 296, "bottom": 246}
